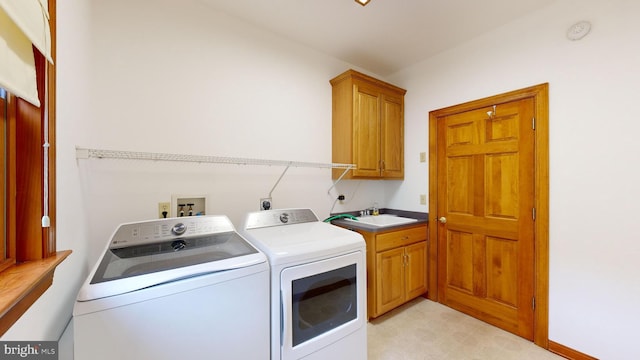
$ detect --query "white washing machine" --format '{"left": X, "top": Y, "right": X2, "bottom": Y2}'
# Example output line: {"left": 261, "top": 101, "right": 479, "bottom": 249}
{"left": 73, "top": 215, "right": 270, "bottom": 360}
{"left": 241, "top": 208, "right": 367, "bottom": 360}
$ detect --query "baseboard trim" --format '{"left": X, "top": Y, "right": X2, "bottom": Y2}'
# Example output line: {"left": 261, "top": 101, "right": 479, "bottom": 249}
{"left": 549, "top": 340, "right": 598, "bottom": 360}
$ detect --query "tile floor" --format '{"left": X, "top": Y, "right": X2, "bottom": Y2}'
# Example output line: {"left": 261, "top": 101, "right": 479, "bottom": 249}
{"left": 367, "top": 297, "right": 564, "bottom": 360}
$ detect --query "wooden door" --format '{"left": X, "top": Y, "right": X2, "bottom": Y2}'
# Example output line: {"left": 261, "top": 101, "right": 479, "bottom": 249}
{"left": 405, "top": 241, "right": 427, "bottom": 300}
{"left": 376, "top": 247, "right": 405, "bottom": 315}
{"left": 353, "top": 83, "right": 381, "bottom": 177}
{"left": 436, "top": 97, "right": 535, "bottom": 340}
{"left": 380, "top": 94, "right": 404, "bottom": 178}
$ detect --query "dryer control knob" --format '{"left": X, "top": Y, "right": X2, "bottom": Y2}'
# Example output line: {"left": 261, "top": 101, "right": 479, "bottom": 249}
{"left": 172, "top": 223, "right": 187, "bottom": 235}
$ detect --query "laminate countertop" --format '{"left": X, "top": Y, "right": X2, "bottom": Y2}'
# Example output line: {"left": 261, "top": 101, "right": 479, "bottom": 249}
{"left": 329, "top": 209, "right": 428, "bottom": 233}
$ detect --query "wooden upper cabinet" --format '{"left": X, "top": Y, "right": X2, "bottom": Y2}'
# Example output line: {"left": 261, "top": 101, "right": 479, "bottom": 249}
{"left": 330, "top": 69, "right": 406, "bottom": 179}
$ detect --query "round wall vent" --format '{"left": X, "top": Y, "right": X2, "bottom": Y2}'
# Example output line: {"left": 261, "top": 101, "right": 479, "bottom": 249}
{"left": 567, "top": 21, "right": 592, "bottom": 41}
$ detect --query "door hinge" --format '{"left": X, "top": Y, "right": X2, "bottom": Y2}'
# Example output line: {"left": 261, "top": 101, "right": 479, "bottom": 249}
{"left": 532, "top": 207, "right": 536, "bottom": 220}
{"left": 532, "top": 117, "right": 536, "bottom": 130}
{"left": 532, "top": 297, "right": 536, "bottom": 310}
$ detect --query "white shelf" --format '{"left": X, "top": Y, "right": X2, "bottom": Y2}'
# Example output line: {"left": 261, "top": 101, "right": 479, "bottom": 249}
{"left": 75, "top": 147, "right": 354, "bottom": 194}
{"left": 76, "top": 147, "right": 353, "bottom": 169}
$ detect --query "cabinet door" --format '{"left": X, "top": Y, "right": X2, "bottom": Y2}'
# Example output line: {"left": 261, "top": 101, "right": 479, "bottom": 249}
{"left": 380, "top": 94, "right": 404, "bottom": 178}
{"left": 405, "top": 241, "right": 428, "bottom": 300}
{"left": 352, "top": 83, "right": 381, "bottom": 177}
{"left": 375, "top": 247, "right": 405, "bottom": 316}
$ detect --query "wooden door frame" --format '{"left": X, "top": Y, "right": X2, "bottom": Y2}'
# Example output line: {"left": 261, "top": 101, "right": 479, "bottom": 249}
{"left": 427, "top": 83, "right": 549, "bottom": 348}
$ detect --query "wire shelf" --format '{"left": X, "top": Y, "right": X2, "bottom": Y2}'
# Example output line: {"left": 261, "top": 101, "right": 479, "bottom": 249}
{"left": 76, "top": 147, "right": 354, "bottom": 169}
{"left": 75, "top": 147, "right": 355, "bottom": 195}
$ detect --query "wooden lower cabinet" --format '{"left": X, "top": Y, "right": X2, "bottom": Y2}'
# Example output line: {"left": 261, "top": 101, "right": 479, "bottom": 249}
{"left": 345, "top": 224, "right": 428, "bottom": 319}
{"left": 404, "top": 241, "right": 428, "bottom": 299}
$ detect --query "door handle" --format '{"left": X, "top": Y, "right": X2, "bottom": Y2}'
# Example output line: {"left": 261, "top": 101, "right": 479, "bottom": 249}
{"left": 437, "top": 217, "right": 447, "bottom": 224}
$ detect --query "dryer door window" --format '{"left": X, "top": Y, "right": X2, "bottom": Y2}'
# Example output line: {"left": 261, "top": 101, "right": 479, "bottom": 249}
{"left": 280, "top": 251, "right": 365, "bottom": 360}
{"left": 291, "top": 263, "right": 356, "bottom": 346}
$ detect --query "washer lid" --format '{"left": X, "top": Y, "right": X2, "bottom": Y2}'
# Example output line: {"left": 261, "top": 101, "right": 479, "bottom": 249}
{"left": 77, "top": 231, "right": 266, "bottom": 301}
{"left": 91, "top": 231, "right": 258, "bottom": 284}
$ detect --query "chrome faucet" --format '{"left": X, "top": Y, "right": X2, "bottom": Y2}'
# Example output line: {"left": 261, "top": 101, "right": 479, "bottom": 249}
{"left": 360, "top": 206, "right": 379, "bottom": 217}
{"left": 360, "top": 203, "right": 380, "bottom": 217}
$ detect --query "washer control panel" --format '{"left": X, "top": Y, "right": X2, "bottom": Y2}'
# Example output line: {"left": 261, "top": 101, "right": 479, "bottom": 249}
{"left": 110, "top": 215, "right": 235, "bottom": 248}
{"left": 244, "top": 208, "right": 319, "bottom": 229}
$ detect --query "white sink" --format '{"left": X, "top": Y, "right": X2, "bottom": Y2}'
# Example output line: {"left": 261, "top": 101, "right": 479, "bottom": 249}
{"left": 345, "top": 214, "right": 418, "bottom": 227}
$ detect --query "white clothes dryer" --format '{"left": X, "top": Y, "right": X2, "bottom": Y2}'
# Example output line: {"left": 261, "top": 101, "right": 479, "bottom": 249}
{"left": 73, "top": 215, "right": 270, "bottom": 360}
{"left": 241, "top": 208, "right": 367, "bottom": 360}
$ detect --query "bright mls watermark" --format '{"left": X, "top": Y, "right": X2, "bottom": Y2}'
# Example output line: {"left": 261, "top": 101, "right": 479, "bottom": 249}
{"left": 0, "top": 342, "right": 57, "bottom": 359}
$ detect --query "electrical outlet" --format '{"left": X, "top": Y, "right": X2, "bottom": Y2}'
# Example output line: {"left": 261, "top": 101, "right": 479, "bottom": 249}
{"left": 260, "top": 198, "right": 272, "bottom": 211}
{"left": 158, "top": 202, "right": 171, "bottom": 218}
{"left": 420, "top": 194, "right": 427, "bottom": 205}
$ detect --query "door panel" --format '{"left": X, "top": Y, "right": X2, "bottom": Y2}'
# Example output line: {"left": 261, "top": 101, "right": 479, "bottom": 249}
{"left": 405, "top": 241, "right": 427, "bottom": 299}
{"left": 446, "top": 230, "right": 474, "bottom": 293}
{"left": 353, "top": 84, "right": 380, "bottom": 177}
{"left": 486, "top": 153, "right": 519, "bottom": 218}
{"left": 381, "top": 94, "right": 404, "bottom": 177}
{"left": 486, "top": 236, "right": 518, "bottom": 307}
{"left": 436, "top": 97, "right": 535, "bottom": 340}
{"left": 376, "top": 247, "right": 404, "bottom": 314}
{"left": 447, "top": 156, "right": 473, "bottom": 214}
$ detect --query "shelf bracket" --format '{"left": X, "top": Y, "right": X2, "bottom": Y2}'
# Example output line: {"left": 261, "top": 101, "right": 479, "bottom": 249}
{"left": 269, "top": 162, "right": 292, "bottom": 198}
{"left": 327, "top": 165, "right": 354, "bottom": 195}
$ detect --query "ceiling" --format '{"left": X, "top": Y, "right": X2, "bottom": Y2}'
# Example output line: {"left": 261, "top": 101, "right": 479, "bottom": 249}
{"left": 198, "top": 0, "right": 557, "bottom": 76}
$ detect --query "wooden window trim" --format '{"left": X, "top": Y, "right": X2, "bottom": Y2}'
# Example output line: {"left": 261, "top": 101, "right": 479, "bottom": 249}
{"left": 0, "top": 0, "right": 70, "bottom": 337}
{"left": 0, "top": 251, "right": 71, "bottom": 336}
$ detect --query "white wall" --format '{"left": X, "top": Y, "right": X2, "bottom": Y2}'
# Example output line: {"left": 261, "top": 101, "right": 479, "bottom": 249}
{"left": 389, "top": 0, "right": 640, "bottom": 358}
{"left": 78, "top": 0, "right": 389, "bottom": 265}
